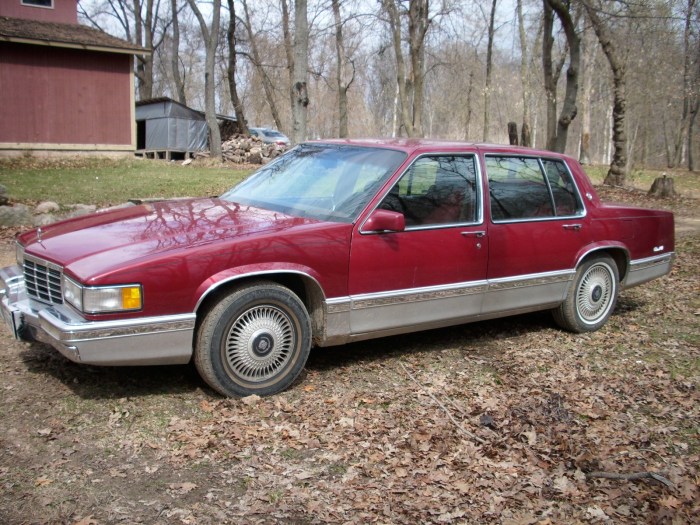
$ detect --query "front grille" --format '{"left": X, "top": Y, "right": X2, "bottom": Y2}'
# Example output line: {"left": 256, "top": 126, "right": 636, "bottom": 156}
{"left": 24, "top": 256, "right": 63, "bottom": 305}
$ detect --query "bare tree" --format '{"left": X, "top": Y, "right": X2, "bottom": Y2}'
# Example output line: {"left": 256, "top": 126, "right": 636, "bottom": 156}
{"left": 186, "top": 0, "right": 222, "bottom": 157}
{"left": 516, "top": 0, "right": 532, "bottom": 147}
{"left": 291, "top": 0, "right": 309, "bottom": 144}
{"left": 170, "top": 0, "right": 187, "bottom": 105}
{"left": 483, "top": 0, "right": 498, "bottom": 142}
{"left": 332, "top": 0, "right": 356, "bottom": 137}
{"left": 226, "top": 0, "right": 249, "bottom": 135}
{"left": 79, "top": 0, "right": 166, "bottom": 100}
{"left": 673, "top": 0, "right": 698, "bottom": 167}
{"left": 581, "top": 0, "right": 626, "bottom": 185}
{"left": 542, "top": 0, "right": 580, "bottom": 153}
{"left": 241, "top": 0, "right": 284, "bottom": 131}
{"left": 382, "top": 0, "right": 432, "bottom": 137}
{"left": 689, "top": 30, "right": 700, "bottom": 171}
{"left": 578, "top": 20, "right": 595, "bottom": 164}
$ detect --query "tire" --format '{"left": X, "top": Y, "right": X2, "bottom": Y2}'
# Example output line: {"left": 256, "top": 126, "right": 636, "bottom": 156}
{"left": 195, "top": 282, "right": 312, "bottom": 397}
{"left": 553, "top": 254, "right": 619, "bottom": 333}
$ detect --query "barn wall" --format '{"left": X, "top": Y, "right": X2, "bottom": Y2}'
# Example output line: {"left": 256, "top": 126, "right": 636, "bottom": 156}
{"left": 0, "top": 0, "right": 78, "bottom": 24}
{"left": 0, "top": 42, "right": 134, "bottom": 149}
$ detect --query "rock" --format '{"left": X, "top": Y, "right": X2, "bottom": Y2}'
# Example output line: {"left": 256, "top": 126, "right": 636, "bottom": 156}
{"left": 64, "top": 204, "right": 97, "bottom": 218}
{"left": 33, "top": 214, "right": 58, "bottom": 226}
{"left": 35, "top": 201, "right": 60, "bottom": 215}
{"left": 182, "top": 158, "right": 193, "bottom": 166}
{"left": 0, "top": 204, "right": 32, "bottom": 226}
{"left": 248, "top": 152, "right": 263, "bottom": 164}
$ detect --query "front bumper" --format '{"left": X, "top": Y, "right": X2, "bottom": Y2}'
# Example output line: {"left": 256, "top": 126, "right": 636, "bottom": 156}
{"left": 0, "top": 265, "right": 195, "bottom": 366}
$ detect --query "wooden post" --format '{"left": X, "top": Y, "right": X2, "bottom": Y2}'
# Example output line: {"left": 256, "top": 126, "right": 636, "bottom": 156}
{"left": 508, "top": 122, "right": 519, "bottom": 145}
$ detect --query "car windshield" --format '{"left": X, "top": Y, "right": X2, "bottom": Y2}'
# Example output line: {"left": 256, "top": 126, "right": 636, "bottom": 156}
{"left": 221, "top": 144, "right": 406, "bottom": 222}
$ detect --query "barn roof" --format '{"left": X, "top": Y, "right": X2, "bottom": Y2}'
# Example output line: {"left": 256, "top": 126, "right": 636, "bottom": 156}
{"left": 0, "top": 16, "right": 149, "bottom": 55}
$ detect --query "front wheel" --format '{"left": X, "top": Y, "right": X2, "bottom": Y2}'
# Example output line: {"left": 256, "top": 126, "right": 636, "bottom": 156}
{"left": 195, "top": 282, "right": 312, "bottom": 397}
{"left": 553, "top": 254, "right": 619, "bottom": 333}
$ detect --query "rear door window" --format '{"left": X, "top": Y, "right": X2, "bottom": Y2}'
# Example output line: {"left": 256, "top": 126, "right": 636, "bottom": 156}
{"left": 486, "top": 156, "right": 583, "bottom": 221}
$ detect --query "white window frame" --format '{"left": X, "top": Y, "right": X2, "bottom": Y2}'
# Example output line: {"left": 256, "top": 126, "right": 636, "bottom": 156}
{"left": 21, "top": 0, "right": 54, "bottom": 9}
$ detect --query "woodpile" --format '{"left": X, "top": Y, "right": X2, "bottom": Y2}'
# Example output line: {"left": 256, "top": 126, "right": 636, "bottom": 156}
{"left": 193, "top": 135, "right": 288, "bottom": 164}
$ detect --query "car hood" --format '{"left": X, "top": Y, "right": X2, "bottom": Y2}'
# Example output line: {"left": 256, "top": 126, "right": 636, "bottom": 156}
{"left": 19, "top": 198, "right": 317, "bottom": 278}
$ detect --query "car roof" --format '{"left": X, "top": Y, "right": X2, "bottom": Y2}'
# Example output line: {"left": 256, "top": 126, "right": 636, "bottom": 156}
{"left": 304, "top": 138, "right": 570, "bottom": 160}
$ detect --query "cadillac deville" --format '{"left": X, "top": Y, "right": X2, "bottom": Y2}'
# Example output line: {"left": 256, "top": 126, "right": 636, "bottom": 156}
{"left": 0, "top": 140, "right": 674, "bottom": 397}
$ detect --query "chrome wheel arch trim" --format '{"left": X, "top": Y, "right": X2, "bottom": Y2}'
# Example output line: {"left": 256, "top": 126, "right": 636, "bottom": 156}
{"left": 194, "top": 270, "right": 327, "bottom": 313}
{"left": 575, "top": 245, "right": 630, "bottom": 276}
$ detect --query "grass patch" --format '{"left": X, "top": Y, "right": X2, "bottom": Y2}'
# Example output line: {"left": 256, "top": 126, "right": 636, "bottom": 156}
{"left": 584, "top": 165, "right": 700, "bottom": 196}
{"left": 0, "top": 157, "right": 252, "bottom": 207}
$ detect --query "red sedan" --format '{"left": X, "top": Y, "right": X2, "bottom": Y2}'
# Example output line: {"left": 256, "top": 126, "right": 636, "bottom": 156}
{"left": 0, "top": 140, "right": 675, "bottom": 397}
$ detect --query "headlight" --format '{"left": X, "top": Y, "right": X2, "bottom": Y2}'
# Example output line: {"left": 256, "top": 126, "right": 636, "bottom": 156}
{"left": 15, "top": 242, "right": 24, "bottom": 266}
{"left": 62, "top": 276, "right": 142, "bottom": 313}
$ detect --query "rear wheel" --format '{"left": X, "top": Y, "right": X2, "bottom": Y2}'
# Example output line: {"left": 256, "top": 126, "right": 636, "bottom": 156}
{"left": 195, "top": 282, "right": 312, "bottom": 397}
{"left": 553, "top": 254, "right": 619, "bottom": 333}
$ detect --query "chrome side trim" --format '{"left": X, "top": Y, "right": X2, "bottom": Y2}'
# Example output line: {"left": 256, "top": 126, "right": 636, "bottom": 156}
{"left": 350, "top": 280, "right": 488, "bottom": 310}
{"left": 487, "top": 269, "right": 574, "bottom": 290}
{"left": 319, "top": 269, "right": 575, "bottom": 345}
{"left": 629, "top": 252, "right": 674, "bottom": 271}
{"left": 623, "top": 252, "right": 675, "bottom": 289}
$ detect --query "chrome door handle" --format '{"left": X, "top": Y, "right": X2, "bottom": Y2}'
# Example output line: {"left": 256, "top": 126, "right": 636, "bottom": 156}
{"left": 461, "top": 231, "right": 486, "bottom": 238}
{"left": 562, "top": 224, "right": 582, "bottom": 231}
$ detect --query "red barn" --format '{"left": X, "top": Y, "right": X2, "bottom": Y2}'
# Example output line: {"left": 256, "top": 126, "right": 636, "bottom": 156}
{"left": 0, "top": 0, "right": 149, "bottom": 156}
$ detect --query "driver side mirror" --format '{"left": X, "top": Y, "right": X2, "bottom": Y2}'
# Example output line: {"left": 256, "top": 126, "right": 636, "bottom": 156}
{"left": 361, "top": 209, "right": 405, "bottom": 234}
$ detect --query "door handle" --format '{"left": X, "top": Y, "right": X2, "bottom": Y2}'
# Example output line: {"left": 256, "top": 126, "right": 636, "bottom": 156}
{"left": 461, "top": 231, "right": 486, "bottom": 238}
{"left": 562, "top": 224, "right": 582, "bottom": 231}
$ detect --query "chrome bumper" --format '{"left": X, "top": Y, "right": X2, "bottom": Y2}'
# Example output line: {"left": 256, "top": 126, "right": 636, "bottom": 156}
{"left": 0, "top": 265, "right": 195, "bottom": 366}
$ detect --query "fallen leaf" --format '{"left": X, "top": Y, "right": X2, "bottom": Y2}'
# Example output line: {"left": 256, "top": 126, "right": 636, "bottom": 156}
{"left": 35, "top": 477, "right": 53, "bottom": 487}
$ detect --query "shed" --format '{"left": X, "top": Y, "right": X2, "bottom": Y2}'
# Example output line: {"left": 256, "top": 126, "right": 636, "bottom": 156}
{"left": 0, "top": 0, "right": 149, "bottom": 157}
{"left": 135, "top": 98, "right": 210, "bottom": 159}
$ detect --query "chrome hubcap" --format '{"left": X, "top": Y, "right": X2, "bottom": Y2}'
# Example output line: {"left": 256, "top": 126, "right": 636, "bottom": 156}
{"left": 225, "top": 305, "right": 295, "bottom": 382}
{"left": 576, "top": 264, "right": 613, "bottom": 324}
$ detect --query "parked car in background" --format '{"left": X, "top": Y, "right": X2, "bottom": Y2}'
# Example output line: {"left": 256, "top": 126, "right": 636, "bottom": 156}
{"left": 249, "top": 127, "right": 290, "bottom": 147}
{"left": 0, "top": 140, "right": 674, "bottom": 397}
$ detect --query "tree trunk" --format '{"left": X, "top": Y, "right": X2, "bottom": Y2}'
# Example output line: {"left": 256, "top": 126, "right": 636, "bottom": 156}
{"left": 542, "top": 0, "right": 557, "bottom": 151}
{"left": 579, "top": 22, "right": 595, "bottom": 165}
{"left": 170, "top": 0, "right": 187, "bottom": 105}
{"left": 291, "top": 0, "right": 309, "bottom": 145}
{"left": 464, "top": 72, "right": 474, "bottom": 140}
{"left": 521, "top": 123, "right": 532, "bottom": 148}
{"left": 548, "top": 0, "right": 580, "bottom": 153}
{"left": 242, "top": 0, "right": 284, "bottom": 131}
{"left": 483, "top": 0, "right": 498, "bottom": 142}
{"left": 517, "top": 0, "right": 531, "bottom": 147}
{"left": 582, "top": 0, "right": 627, "bottom": 186}
{"left": 187, "top": 0, "right": 222, "bottom": 158}
{"left": 333, "top": 0, "right": 355, "bottom": 138}
{"left": 226, "top": 0, "right": 249, "bottom": 135}
{"left": 384, "top": 0, "right": 415, "bottom": 137}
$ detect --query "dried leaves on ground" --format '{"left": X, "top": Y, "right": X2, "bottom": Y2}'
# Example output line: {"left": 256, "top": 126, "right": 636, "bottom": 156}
{"left": 0, "top": 190, "right": 698, "bottom": 524}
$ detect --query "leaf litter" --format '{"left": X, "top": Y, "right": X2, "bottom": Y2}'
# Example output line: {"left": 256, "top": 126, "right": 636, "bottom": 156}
{"left": 0, "top": 189, "right": 698, "bottom": 524}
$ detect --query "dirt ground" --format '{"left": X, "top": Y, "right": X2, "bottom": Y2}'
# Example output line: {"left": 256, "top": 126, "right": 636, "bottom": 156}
{"left": 0, "top": 187, "right": 698, "bottom": 525}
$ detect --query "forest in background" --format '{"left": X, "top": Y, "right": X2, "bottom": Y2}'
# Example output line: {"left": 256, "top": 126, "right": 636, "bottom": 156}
{"left": 78, "top": 0, "right": 699, "bottom": 180}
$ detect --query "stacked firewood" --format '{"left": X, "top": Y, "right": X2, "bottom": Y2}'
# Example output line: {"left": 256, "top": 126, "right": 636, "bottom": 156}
{"left": 193, "top": 135, "right": 287, "bottom": 164}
